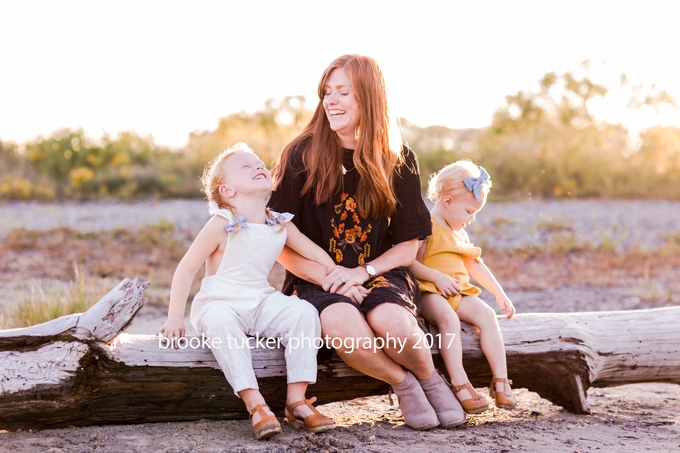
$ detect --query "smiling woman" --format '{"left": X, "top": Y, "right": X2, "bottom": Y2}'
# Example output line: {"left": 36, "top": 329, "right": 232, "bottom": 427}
{"left": 322, "top": 67, "right": 361, "bottom": 148}
{"left": 269, "top": 54, "right": 466, "bottom": 430}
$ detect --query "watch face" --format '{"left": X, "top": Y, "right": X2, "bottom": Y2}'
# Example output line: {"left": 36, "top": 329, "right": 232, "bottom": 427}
{"left": 366, "top": 265, "right": 376, "bottom": 276}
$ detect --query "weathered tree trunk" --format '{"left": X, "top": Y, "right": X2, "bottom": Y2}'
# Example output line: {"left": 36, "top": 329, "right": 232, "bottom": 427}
{"left": 1, "top": 277, "right": 679, "bottom": 430}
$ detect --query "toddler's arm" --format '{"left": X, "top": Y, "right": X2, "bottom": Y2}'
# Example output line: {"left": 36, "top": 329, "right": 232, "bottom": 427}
{"left": 463, "top": 256, "right": 515, "bottom": 319}
{"left": 157, "top": 216, "right": 227, "bottom": 345}
{"left": 285, "top": 222, "right": 336, "bottom": 271}
{"left": 409, "top": 239, "right": 461, "bottom": 297}
{"left": 277, "top": 244, "right": 375, "bottom": 303}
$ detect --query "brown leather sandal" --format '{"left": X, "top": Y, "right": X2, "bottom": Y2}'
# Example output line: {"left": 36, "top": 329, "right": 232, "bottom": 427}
{"left": 284, "top": 397, "right": 335, "bottom": 433}
{"left": 249, "top": 403, "right": 282, "bottom": 440}
{"left": 489, "top": 378, "right": 517, "bottom": 409}
{"left": 451, "top": 381, "right": 491, "bottom": 414}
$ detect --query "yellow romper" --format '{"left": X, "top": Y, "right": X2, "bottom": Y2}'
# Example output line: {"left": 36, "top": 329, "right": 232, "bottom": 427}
{"left": 417, "top": 217, "right": 483, "bottom": 311}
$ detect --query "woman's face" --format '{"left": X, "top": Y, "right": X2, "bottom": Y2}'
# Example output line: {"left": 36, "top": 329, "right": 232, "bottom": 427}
{"left": 322, "top": 67, "right": 360, "bottom": 148}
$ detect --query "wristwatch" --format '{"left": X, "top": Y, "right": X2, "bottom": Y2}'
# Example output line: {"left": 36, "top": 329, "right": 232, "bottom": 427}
{"left": 362, "top": 263, "right": 377, "bottom": 278}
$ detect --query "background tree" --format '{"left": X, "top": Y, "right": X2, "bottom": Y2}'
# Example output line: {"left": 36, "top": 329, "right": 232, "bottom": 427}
{"left": 184, "top": 95, "right": 311, "bottom": 176}
{"left": 1, "top": 71, "right": 678, "bottom": 202}
{"left": 471, "top": 61, "right": 677, "bottom": 199}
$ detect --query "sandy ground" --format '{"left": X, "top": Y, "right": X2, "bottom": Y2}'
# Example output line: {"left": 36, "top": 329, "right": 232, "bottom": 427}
{"left": 1, "top": 385, "right": 679, "bottom": 452}
{"left": 1, "top": 200, "right": 680, "bottom": 452}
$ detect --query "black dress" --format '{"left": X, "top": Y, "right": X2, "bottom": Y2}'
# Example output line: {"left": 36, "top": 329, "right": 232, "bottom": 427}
{"left": 268, "top": 142, "right": 432, "bottom": 318}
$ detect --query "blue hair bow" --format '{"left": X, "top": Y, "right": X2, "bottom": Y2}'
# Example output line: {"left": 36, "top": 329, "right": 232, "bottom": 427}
{"left": 225, "top": 215, "right": 249, "bottom": 233}
{"left": 463, "top": 166, "right": 490, "bottom": 201}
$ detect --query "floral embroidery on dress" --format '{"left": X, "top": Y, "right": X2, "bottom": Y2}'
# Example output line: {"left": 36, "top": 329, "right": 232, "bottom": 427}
{"left": 363, "top": 273, "right": 417, "bottom": 315}
{"left": 365, "top": 275, "right": 389, "bottom": 290}
{"left": 329, "top": 192, "right": 373, "bottom": 264}
{"left": 399, "top": 273, "right": 418, "bottom": 311}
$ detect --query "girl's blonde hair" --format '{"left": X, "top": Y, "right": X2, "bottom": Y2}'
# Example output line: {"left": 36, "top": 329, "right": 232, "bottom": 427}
{"left": 272, "top": 54, "right": 404, "bottom": 219}
{"left": 201, "top": 142, "right": 284, "bottom": 232}
{"left": 427, "top": 159, "right": 493, "bottom": 202}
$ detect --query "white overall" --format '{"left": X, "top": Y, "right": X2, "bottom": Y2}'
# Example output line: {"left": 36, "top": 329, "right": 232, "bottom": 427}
{"left": 190, "top": 203, "right": 320, "bottom": 395}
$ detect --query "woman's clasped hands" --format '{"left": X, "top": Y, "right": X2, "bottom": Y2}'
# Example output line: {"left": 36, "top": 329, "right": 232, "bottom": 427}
{"left": 323, "top": 266, "right": 371, "bottom": 304}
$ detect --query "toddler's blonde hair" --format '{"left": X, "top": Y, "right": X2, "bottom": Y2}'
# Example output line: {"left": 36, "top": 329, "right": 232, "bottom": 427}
{"left": 200, "top": 142, "right": 284, "bottom": 232}
{"left": 427, "top": 159, "right": 493, "bottom": 202}
{"left": 201, "top": 142, "right": 251, "bottom": 209}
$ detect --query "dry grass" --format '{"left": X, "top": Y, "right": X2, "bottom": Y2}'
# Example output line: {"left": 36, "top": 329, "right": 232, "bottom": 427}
{"left": 0, "top": 222, "right": 203, "bottom": 328}
{"left": 664, "top": 230, "right": 680, "bottom": 246}
{"left": 1, "top": 223, "right": 678, "bottom": 328}
{"left": 1, "top": 265, "right": 112, "bottom": 328}
{"left": 1, "top": 221, "right": 189, "bottom": 288}
{"left": 483, "top": 247, "right": 680, "bottom": 294}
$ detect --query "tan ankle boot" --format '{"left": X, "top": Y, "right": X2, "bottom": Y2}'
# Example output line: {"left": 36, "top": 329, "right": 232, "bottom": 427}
{"left": 392, "top": 371, "right": 439, "bottom": 430}
{"left": 419, "top": 372, "right": 466, "bottom": 428}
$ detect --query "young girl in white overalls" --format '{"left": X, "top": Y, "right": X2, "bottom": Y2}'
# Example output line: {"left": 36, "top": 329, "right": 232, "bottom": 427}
{"left": 157, "top": 142, "right": 336, "bottom": 440}
{"left": 411, "top": 160, "right": 517, "bottom": 414}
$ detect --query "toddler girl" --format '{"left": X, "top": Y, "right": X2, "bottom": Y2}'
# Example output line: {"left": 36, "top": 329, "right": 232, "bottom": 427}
{"left": 157, "top": 142, "right": 336, "bottom": 440}
{"left": 410, "top": 160, "right": 517, "bottom": 414}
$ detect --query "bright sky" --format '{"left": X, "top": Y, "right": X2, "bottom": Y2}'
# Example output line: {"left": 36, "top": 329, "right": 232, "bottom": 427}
{"left": 1, "top": 0, "right": 678, "bottom": 148}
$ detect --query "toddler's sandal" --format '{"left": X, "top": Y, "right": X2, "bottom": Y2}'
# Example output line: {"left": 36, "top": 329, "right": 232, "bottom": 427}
{"left": 452, "top": 381, "right": 491, "bottom": 414}
{"left": 284, "top": 397, "right": 335, "bottom": 433}
{"left": 249, "top": 403, "right": 282, "bottom": 440}
{"left": 489, "top": 378, "right": 517, "bottom": 410}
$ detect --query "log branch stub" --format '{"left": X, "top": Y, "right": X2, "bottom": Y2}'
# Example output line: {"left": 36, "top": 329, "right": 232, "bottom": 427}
{"left": 74, "top": 277, "right": 149, "bottom": 342}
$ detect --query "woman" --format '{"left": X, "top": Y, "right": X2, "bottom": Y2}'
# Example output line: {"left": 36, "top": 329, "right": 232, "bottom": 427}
{"left": 269, "top": 54, "right": 465, "bottom": 430}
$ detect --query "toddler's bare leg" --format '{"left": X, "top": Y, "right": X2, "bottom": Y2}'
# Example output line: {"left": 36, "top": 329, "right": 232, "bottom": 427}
{"left": 457, "top": 295, "right": 508, "bottom": 379}
{"left": 286, "top": 382, "right": 312, "bottom": 418}
{"left": 419, "top": 293, "right": 471, "bottom": 398}
{"left": 457, "top": 295, "right": 516, "bottom": 405}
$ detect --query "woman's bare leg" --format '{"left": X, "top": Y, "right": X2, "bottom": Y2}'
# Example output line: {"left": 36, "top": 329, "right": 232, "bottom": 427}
{"left": 364, "top": 303, "right": 436, "bottom": 380}
{"left": 366, "top": 302, "right": 465, "bottom": 428}
{"left": 320, "top": 303, "right": 440, "bottom": 429}
{"left": 320, "top": 303, "right": 407, "bottom": 384}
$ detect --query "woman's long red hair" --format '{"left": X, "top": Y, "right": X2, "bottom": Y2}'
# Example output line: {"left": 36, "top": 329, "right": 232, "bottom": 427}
{"left": 272, "top": 54, "right": 403, "bottom": 219}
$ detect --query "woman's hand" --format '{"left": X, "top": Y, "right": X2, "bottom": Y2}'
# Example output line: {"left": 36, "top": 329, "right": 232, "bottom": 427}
{"left": 323, "top": 265, "right": 369, "bottom": 293}
{"left": 342, "top": 285, "right": 371, "bottom": 305}
{"left": 322, "top": 266, "right": 372, "bottom": 304}
{"left": 432, "top": 270, "right": 461, "bottom": 298}
{"left": 156, "top": 319, "right": 186, "bottom": 348}
{"left": 496, "top": 294, "right": 516, "bottom": 319}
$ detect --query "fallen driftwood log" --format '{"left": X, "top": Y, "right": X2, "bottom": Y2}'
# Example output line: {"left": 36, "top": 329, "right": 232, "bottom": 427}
{"left": 1, "top": 277, "right": 679, "bottom": 430}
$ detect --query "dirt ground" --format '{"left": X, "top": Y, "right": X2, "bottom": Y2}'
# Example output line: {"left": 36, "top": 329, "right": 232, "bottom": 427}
{"left": 1, "top": 200, "right": 680, "bottom": 452}
{"left": 1, "top": 384, "right": 679, "bottom": 452}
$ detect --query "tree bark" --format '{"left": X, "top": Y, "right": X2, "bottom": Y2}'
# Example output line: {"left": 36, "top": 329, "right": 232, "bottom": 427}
{"left": 1, "top": 277, "right": 679, "bottom": 430}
